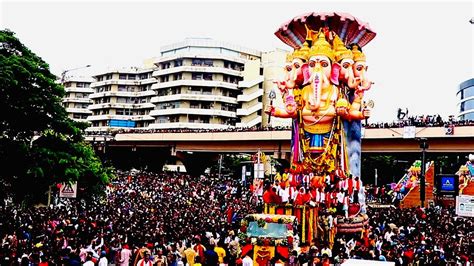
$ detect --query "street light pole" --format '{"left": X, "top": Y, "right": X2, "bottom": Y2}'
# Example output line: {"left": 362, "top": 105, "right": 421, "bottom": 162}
{"left": 218, "top": 154, "right": 223, "bottom": 180}
{"left": 60, "top": 64, "right": 91, "bottom": 83}
{"left": 419, "top": 138, "right": 429, "bottom": 208}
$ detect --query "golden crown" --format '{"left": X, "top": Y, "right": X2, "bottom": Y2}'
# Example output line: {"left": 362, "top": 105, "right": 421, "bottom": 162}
{"left": 309, "top": 31, "right": 335, "bottom": 62}
{"left": 333, "top": 35, "right": 353, "bottom": 62}
{"left": 286, "top": 52, "right": 293, "bottom": 63}
{"left": 351, "top": 44, "right": 366, "bottom": 62}
{"left": 292, "top": 41, "right": 310, "bottom": 61}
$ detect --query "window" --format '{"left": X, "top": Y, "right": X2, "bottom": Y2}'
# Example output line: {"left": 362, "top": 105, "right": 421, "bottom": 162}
{"left": 106, "top": 74, "right": 113, "bottom": 80}
{"left": 174, "top": 60, "right": 183, "bottom": 67}
{"left": 75, "top": 93, "right": 84, "bottom": 98}
{"left": 118, "top": 85, "right": 127, "bottom": 92}
{"left": 64, "top": 82, "right": 72, "bottom": 88}
{"left": 192, "top": 73, "right": 203, "bottom": 80}
{"left": 119, "top": 74, "right": 127, "bottom": 80}
{"left": 174, "top": 73, "right": 182, "bottom": 80}
{"left": 76, "top": 82, "right": 84, "bottom": 88}
{"left": 96, "top": 76, "right": 103, "bottom": 82}
{"left": 128, "top": 74, "right": 136, "bottom": 80}
{"left": 203, "top": 59, "right": 213, "bottom": 67}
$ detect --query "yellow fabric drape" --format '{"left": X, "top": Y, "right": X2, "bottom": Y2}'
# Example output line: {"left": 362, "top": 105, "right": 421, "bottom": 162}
{"left": 302, "top": 206, "right": 306, "bottom": 243}
{"left": 269, "top": 205, "right": 276, "bottom": 215}
{"left": 309, "top": 208, "right": 313, "bottom": 244}
{"left": 253, "top": 246, "right": 275, "bottom": 266}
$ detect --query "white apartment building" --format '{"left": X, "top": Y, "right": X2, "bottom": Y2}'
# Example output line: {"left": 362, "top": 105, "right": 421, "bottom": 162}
{"left": 149, "top": 38, "right": 264, "bottom": 129}
{"left": 86, "top": 68, "right": 156, "bottom": 132}
{"left": 62, "top": 76, "right": 94, "bottom": 122}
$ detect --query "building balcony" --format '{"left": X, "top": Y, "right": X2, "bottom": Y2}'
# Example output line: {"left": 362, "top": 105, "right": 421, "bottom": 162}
{"left": 63, "top": 97, "right": 92, "bottom": 104}
{"left": 89, "top": 90, "right": 156, "bottom": 99}
{"left": 155, "top": 53, "right": 247, "bottom": 65}
{"left": 236, "top": 102, "right": 263, "bottom": 116}
{"left": 88, "top": 102, "right": 155, "bottom": 110}
{"left": 237, "top": 89, "right": 263, "bottom": 102}
{"left": 72, "top": 118, "right": 91, "bottom": 123}
{"left": 152, "top": 66, "right": 241, "bottom": 77}
{"left": 236, "top": 115, "right": 262, "bottom": 128}
{"left": 140, "top": 77, "right": 157, "bottom": 85}
{"left": 150, "top": 94, "right": 237, "bottom": 104}
{"left": 91, "top": 79, "right": 141, "bottom": 88}
{"left": 64, "top": 87, "right": 94, "bottom": 93}
{"left": 66, "top": 107, "right": 92, "bottom": 114}
{"left": 151, "top": 80, "right": 238, "bottom": 90}
{"left": 150, "top": 108, "right": 236, "bottom": 118}
{"left": 238, "top": 75, "right": 264, "bottom": 88}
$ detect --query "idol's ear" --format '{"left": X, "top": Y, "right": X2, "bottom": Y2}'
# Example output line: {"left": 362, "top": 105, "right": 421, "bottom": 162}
{"left": 302, "top": 63, "right": 311, "bottom": 85}
{"left": 330, "top": 63, "right": 340, "bottom": 86}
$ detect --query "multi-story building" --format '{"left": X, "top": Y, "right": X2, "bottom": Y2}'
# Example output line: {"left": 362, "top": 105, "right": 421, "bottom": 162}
{"left": 62, "top": 76, "right": 94, "bottom": 122}
{"left": 261, "top": 49, "right": 292, "bottom": 128}
{"left": 149, "top": 38, "right": 264, "bottom": 129}
{"left": 87, "top": 67, "right": 156, "bottom": 132}
{"left": 457, "top": 78, "right": 474, "bottom": 120}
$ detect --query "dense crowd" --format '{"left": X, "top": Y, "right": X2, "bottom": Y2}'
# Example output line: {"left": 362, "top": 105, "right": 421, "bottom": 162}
{"left": 0, "top": 171, "right": 256, "bottom": 265}
{"left": 365, "top": 115, "right": 474, "bottom": 129}
{"left": 0, "top": 169, "right": 473, "bottom": 266}
{"left": 87, "top": 126, "right": 293, "bottom": 137}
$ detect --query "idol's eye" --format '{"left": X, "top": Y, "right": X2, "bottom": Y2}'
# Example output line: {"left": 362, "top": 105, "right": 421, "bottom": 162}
{"left": 309, "top": 61, "right": 316, "bottom": 68}
{"left": 286, "top": 65, "right": 292, "bottom": 72}
{"left": 321, "top": 61, "right": 329, "bottom": 68}
{"left": 293, "top": 62, "right": 300, "bottom": 69}
{"left": 356, "top": 65, "right": 364, "bottom": 71}
{"left": 342, "top": 62, "right": 351, "bottom": 69}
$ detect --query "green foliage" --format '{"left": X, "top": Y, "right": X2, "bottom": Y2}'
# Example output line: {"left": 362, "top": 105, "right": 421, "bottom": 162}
{"left": 0, "top": 30, "right": 114, "bottom": 204}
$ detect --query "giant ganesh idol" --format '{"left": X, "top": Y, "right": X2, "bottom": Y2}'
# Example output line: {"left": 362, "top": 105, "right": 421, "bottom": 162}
{"left": 268, "top": 12, "right": 377, "bottom": 235}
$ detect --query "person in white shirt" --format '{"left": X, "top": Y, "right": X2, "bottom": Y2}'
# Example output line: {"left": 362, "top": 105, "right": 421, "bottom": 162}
{"left": 136, "top": 252, "right": 153, "bottom": 266}
{"left": 98, "top": 251, "right": 108, "bottom": 266}
{"left": 83, "top": 252, "right": 95, "bottom": 266}
{"left": 242, "top": 252, "right": 253, "bottom": 266}
{"left": 278, "top": 184, "right": 290, "bottom": 203}
{"left": 321, "top": 246, "right": 332, "bottom": 258}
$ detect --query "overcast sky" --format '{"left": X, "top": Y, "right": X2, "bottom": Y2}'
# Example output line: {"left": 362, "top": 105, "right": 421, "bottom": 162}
{"left": 1, "top": 0, "right": 473, "bottom": 123}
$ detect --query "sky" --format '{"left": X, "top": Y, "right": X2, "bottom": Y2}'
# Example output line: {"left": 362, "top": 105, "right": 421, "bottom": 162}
{"left": 1, "top": 0, "right": 473, "bottom": 123}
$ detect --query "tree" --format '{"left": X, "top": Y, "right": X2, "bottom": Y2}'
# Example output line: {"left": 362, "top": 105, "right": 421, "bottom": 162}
{"left": 0, "top": 29, "right": 114, "bottom": 204}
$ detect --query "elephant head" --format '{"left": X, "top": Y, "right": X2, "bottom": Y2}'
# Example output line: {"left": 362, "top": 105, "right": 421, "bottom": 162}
{"left": 351, "top": 44, "right": 373, "bottom": 93}
{"left": 275, "top": 43, "right": 311, "bottom": 93}
{"left": 333, "top": 35, "right": 357, "bottom": 89}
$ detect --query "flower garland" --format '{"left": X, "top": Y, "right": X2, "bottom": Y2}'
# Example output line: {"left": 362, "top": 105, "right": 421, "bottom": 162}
{"left": 239, "top": 214, "right": 298, "bottom": 248}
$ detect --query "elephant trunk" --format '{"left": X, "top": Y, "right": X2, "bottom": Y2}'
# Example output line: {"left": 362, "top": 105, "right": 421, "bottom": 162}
{"left": 309, "top": 72, "right": 321, "bottom": 111}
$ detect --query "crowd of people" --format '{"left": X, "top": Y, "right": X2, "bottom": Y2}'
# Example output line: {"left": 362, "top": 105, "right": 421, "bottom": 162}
{"left": 84, "top": 126, "right": 293, "bottom": 137}
{"left": 81, "top": 114, "right": 474, "bottom": 139}
{"left": 0, "top": 169, "right": 473, "bottom": 265}
{"left": 0, "top": 170, "right": 256, "bottom": 265}
{"left": 364, "top": 115, "right": 474, "bottom": 129}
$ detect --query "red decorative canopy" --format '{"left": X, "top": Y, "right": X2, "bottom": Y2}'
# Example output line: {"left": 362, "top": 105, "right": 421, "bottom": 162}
{"left": 275, "top": 12, "right": 376, "bottom": 49}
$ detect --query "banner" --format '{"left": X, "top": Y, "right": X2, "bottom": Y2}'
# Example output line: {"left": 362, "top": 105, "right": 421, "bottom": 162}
{"left": 403, "top": 126, "right": 416, "bottom": 139}
{"left": 455, "top": 195, "right": 474, "bottom": 218}
{"left": 254, "top": 163, "right": 264, "bottom": 179}
{"left": 59, "top": 182, "right": 77, "bottom": 198}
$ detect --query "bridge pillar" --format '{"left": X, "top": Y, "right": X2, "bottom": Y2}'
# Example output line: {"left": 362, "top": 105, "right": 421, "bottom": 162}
{"left": 176, "top": 151, "right": 219, "bottom": 176}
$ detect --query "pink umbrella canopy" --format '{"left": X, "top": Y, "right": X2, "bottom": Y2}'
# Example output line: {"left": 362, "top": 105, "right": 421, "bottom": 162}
{"left": 275, "top": 12, "right": 376, "bottom": 49}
